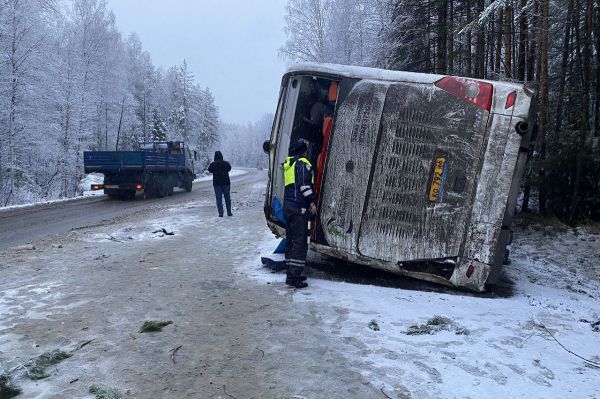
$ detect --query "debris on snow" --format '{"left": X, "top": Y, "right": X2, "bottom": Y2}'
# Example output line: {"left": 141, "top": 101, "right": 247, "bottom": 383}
{"left": 170, "top": 345, "right": 183, "bottom": 364}
{"left": 0, "top": 367, "right": 21, "bottom": 399}
{"left": 21, "top": 349, "right": 72, "bottom": 380}
{"left": 152, "top": 228, "right": 174, "bottom": 237}
{"left": 89, "top": 384, "right": 123, "bottom": 399}
{"left": 139, "top": 320, "right": 173, "bottom": 333}
{"left": 405, "top": 315, "right": 469, "bottom": 336}
{"left": 368, "top": 320, "right": 380, "bottom": 331}
{"left": 533, "top": 322, "right": 600, "bottom": 368}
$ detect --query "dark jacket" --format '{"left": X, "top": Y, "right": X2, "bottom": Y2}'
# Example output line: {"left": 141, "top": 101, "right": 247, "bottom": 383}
{"left": 283, "top": 155, "right": 314, "bottom": 210}
{"left": 208, "top": 151, "right": 231, "bottom": 186}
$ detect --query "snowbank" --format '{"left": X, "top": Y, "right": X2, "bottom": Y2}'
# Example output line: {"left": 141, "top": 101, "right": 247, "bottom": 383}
{"left": 79, "top": 173, "right": 105, "bottom": 197}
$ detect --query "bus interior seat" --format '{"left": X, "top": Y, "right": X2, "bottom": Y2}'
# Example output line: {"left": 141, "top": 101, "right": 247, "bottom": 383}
{"left": 327, "top": 81, "right": 338, "bottom": 103}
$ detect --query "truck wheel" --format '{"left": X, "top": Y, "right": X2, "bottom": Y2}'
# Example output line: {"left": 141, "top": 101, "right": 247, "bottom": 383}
{"left": 144, "top": 183, "right": 155, "bottom": 199}
{"left": 185, "top": 178, "right": 193, "bottom": 192}
{"left": 155, "top": 181, "right": 166, "bottom": 198}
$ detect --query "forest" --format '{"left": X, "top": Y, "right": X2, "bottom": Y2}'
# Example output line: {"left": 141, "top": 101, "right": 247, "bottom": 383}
{"left": 220, "top": 113, "right": 274, "bottom": 169}
{"left": 281, "top": 0, "right": 600, "bottom": 224}
{"left": 2, "top": 0, "right": 599, "bottom": 225}
{"left": 0, "top": 0, "right": 219, "bottom": 206}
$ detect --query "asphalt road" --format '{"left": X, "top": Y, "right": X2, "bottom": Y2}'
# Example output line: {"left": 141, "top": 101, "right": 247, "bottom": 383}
{"left": 0, "top": 169, "right": 265, "bottom": 251}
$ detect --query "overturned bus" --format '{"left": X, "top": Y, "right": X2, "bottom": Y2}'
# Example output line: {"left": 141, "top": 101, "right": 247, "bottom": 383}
{"left": 263, "top": 63, "right": 535, "bottom": 292}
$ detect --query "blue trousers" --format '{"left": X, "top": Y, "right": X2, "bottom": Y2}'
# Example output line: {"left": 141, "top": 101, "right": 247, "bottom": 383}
{"left": 214, "top": 185, "right": 232, "bottom": 216}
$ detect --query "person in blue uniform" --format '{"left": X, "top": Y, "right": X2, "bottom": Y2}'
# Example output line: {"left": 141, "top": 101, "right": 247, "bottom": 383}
{"left": 282, "top": 140, "right": 316, "bottom": 289}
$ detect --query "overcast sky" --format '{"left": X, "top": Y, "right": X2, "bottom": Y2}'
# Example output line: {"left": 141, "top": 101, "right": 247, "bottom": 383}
{"left": 105, "top": 0, "right": 288, "bottom": 124}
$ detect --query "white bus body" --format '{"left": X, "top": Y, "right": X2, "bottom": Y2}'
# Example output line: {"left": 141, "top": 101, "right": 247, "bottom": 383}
{"left": 264, "top": 63, "right": 535, "bottom": 292}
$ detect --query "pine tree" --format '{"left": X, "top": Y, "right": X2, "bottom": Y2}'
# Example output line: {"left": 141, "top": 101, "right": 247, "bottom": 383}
{"left": 150, "top": 108, "right": 167, "bottom": 141}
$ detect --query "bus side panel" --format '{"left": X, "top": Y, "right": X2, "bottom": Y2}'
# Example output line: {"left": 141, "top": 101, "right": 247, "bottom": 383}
{"left": 462, "top": 114, "right": 523, "bottom": 266}
{"left": 319, "top": 80, "right": 389, "bottom": 254}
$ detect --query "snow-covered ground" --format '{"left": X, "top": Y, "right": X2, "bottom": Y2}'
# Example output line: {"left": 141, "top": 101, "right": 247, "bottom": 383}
{"left": 241, "top": 222, "right": 600, "bottom": 398}
{"left": 1, "top": 176, "right": 598, "bottom": 398}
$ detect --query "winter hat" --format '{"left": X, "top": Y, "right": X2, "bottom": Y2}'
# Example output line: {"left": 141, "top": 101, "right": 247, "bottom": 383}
{"left": 289, "top": 140, "right": 308, "bottom": 156}
{"left": 214, "top": 151, "right": 223, "bottom": 161}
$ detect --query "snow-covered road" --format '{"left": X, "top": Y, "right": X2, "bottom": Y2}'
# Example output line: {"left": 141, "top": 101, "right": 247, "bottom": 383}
{"left": 0, "top": 173, "right": 599, "bottom": 398}
{"left": 0, "top": 169, "right": 258, "bottom": 251}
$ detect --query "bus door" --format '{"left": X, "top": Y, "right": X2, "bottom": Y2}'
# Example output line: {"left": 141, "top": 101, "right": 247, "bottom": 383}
{"left": 266, "top": 75, "right": 338, "bottom": 226}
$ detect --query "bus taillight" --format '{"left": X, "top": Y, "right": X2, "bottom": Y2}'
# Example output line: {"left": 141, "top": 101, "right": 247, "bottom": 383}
{"left": 435, "top": 76, "right": 493, "bottom": 111}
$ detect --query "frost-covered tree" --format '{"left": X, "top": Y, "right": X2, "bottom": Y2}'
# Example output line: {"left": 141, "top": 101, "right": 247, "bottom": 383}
{"left": 219, "top": 113, "right": 274, "bottom": 168}
{"left": 162, "top": 61, "right": 220, "bottom": 172}
{"left": 196, "top": 87, "right": 220, "bottom": 164}
{"left": 0, "top": 0, "right": 58, "bottom": 204}
{"left": 150, "top": 107, "right": 167, "bottom": 141}
{"left": 0, "top": 1, "right": 221, "bottom": 205}
{"left": 280, "top": 0, "right": 389, "bottom": 66}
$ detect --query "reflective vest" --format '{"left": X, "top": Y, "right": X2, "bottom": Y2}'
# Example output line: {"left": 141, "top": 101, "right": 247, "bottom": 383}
{"left": 283, "top": 156, "right": 314, "bottom": 187}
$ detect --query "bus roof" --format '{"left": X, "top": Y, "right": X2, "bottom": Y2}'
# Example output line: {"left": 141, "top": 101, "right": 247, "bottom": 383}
{"left": 286, "top": 62, "right": 525, "bottom": 91}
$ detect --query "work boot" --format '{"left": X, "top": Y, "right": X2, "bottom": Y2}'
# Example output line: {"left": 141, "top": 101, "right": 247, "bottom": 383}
{"left": 285, "top": 276, "right": 308, "bottom": 289}
{"left": 292, "top": 280, "right": 308, "bottom": 289}
{"left": 285, "top": 275, "right": 295, "bottom": 286}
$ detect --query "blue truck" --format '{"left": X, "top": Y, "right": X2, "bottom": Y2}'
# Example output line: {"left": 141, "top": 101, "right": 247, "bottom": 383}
{"left": 84, "top": 141, "right": 196, "bottom": 199}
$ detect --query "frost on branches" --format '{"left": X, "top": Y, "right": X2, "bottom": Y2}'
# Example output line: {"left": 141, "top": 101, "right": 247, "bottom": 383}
{"left": 0, "top": 0, "right": 220, "bottom": 206}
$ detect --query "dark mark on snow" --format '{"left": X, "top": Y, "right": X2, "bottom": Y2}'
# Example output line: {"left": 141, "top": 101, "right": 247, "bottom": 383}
{"left": 139, "top": 320, "right": 173, "bottom": 333}
{"left": 152, "top": 228, "right": 174, "bottom": 236}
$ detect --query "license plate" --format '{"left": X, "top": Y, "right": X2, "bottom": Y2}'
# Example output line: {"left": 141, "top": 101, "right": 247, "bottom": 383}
{"left": 105, "top": 185, "right": 119, "bottom": 189}
{"left": 428, "top": 157, "right": 447, "bottom": 202}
